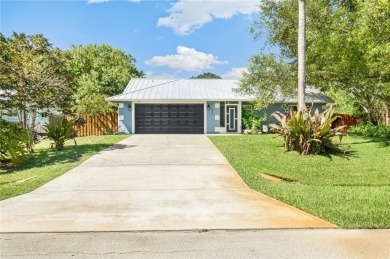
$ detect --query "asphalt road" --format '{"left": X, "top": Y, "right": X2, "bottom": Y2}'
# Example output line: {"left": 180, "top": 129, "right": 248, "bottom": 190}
{"left": 1, "top": 229, "right": 389, "bottom": 258}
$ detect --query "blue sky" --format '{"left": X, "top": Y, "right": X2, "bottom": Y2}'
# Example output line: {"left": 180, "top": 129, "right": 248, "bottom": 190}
{"left": 1, "top": 0, "right": 272, "bottom": 79}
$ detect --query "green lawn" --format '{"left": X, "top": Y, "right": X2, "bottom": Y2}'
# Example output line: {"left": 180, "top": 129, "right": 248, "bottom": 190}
{"left": 209, "top": 134, "right": 390, "bottom": 228}
{"left": 0, "top": 135, "right": 129, "bottom": 200}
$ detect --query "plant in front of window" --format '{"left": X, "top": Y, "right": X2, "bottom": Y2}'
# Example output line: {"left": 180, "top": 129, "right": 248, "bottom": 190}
{"left": 270, "top": 106, "right": 346, "bottom": 155}
{"left": 242, "top": 109, "right": 267, "bottom": 134}
{"left": 43, "top": 117, "right": 75, "bottom": 151}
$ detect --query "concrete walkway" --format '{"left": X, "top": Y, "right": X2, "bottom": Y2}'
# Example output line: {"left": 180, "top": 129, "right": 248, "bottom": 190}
{"left": 0, "top": 135, "right": 336, "bottom": 232}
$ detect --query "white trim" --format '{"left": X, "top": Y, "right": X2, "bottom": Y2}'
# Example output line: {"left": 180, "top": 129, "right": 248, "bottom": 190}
{"left": 238, "top": 101, "right": 242, "bottom": 133}
{"left": 129, "top": 100, "right": 208, "bottom": 104}
{"left": 131, "top": 101, "right": 135, "bottom": 134}
{"left": 225, "top": 103, "right": 239, "bottom": 133}
{"left": 219, "top": 127, "right": 227, "bottom": 134}
{"left": 215, "top": 115, "right": 220, "bottom": 121}
{"left": 214, "top": 103, "right": 220, "bottom": 109}
{"left": 108, "top": 98, "right": 253, "bottom": 102}
{"left": 118, "top": 115, "right": 124, "bottom": 121}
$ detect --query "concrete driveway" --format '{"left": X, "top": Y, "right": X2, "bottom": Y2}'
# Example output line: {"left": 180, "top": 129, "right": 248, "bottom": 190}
{"left": 0, "top": 135, "right": 336, "bottom": 232}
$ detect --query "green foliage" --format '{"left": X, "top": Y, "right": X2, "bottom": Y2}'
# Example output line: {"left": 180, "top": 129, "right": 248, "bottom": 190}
{"left": 242, "top": 108, "right": 267, "bottom": 132}
{"left": 270, "top": 107, "right": 346, "bottom": 155}
{"left": 0, "top": 32, "right": 75, "bottom": 116}
{"left": 0, "top": 119, "right": 29, "bottom": 167}
{"left": 191, "top": 72, "right": 221, "bottom": 79}
{"left": 326, "top": 89, "right": 364, "bottom": 116}
{"left": 67, "top": 44, "right": 143, "bottom": 101}
{"left": 0, "top": 135, "right": 128, "bottom": 200}
{"left": 349, "top": 123, "right": 390, "bottom": 139}
{"left": 249, "top": 0, "right": 390, "bottom": 124}
{"left": 238, "top": 54, "right": 296, "bottom": 108}
{"left": 43, "top": 117, "right": 75, "bottom": 151}
{"left": 210, "top": 135, "right": 390, "bottom": 228}
{"left": 75, "top": 93, "right": 114, "bottom": 117}
{"left": 0, "top": 32, "right": 75, "bottom": 152}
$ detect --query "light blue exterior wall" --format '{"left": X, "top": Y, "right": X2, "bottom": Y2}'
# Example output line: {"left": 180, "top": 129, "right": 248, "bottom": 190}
{"left": 116, "top": 101, "right": 328, "bottom": 134}
{"left": 1, "top": 108, "right": 55, "bottom": 125}
{"left": 206, "top": 101, "right": 221, "bottom": 134}
{"left": 259, "top": 103, "right": 327, "bottom": 125}
{"left": 118, "top": 101, "right": 132, "bottom": 134}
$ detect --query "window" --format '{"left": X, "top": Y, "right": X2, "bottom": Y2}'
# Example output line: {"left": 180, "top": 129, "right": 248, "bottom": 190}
{"left": 220, "top": 102, "right": 225, "bottom": 127}
{"left": 242, "top": 105, "right": 253, "bottom": 111}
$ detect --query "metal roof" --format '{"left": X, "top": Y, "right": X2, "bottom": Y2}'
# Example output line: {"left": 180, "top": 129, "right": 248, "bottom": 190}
{"left": 275, "top": 87, "right": 334, "bottom": 103}
{"left": 107, "top": 78, "right": 332, "bottom": 103}
{"left": 107, "top": 78, "right": 252, "bottom": 102}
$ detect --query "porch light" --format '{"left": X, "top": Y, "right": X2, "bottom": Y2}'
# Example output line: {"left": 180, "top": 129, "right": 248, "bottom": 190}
{"left": 128, "top": 104, "right": 131, "bottom": 111}
{"left": 207, "top": 104, "right": 210, "bottom": 111}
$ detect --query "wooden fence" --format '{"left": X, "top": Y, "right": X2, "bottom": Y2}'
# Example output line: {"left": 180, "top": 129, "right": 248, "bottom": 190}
{"left": 332, "top": 113, "right": 359, "bottom": 129}
{"left": 64, "top": 112, "right": 118, "bottom": 137}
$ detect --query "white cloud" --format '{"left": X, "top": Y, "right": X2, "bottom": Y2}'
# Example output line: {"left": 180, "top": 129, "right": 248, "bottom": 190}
{"left": 87, "top": 0, "right": 109, "bottom": 3}
{"left": 222, "top": 67, "right": 248, "bottom": 79}
{"left": 157, "top": 0, "right": 258, "bottom": 35}
{"left": 145, "top": 46, "right": 227, "bottom": 72}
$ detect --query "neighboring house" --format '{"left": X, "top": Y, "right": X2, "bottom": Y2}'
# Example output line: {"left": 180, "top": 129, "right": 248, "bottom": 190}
{"left": 107, "top": 78, "right": 332, "bottom": 134}
{"left": 1, "top": 109, "right": 59, "bottom": 134}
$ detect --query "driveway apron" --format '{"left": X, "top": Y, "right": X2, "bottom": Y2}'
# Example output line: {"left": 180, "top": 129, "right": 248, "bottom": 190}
{"left": 0, "top": 135, "right": 336, "bottom": 232}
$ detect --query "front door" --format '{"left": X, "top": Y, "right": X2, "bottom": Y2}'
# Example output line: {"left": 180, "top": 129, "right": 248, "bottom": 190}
{"left": 226, "top": 104, "right": 238, "bottom": 132}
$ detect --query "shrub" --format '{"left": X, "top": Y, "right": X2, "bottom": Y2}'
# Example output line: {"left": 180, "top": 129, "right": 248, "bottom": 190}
{"left": 43, "top": 117, "right": 75, "bottom": 150}
{"left": 0, "top": 119, "right": 30, "bottom": 167}
{"left": 349, "top": 123, "right": 390, "bottom": 139}
{"left": 242, "top": 109, "right": 267, "bottom": 132}
{"left": 270, "top": 107, "right": 346, "bottom": 155}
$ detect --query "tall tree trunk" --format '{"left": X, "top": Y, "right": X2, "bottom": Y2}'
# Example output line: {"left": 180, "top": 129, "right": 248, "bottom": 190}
{"left": 298, "top": 0, "right": 306, "bottom": 111}
{"left": 26, "top": 109, "right": 37, "bottom": 153}
{"left": 384, "top": 104, "right": 390, "bottom": 126}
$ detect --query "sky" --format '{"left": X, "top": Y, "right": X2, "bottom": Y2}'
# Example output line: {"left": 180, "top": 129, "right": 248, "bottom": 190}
{"left": 1, "top": 0, "right": 274, "bottom": 79}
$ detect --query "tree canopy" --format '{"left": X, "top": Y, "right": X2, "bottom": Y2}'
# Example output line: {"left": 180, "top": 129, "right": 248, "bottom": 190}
{"left": 239, "top": 0, "right": 390, "bottom": 124}
{"left": 66, "top": 44, "right": 144, "bottom": 100}
{"left": 0, "top": 32, "right": 75, "bottom": 151}
{"left": 191, "top": 72, "right": 221, "bottom": 79}
{"left": 0, "top": 33, "right": 74, "bottom": 113}
{"left": 66, "top": 44, "right": 143, "bottom": 118}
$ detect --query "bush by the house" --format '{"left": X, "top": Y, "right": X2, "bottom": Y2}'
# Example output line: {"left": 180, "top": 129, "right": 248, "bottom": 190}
{"left": 242, "top": 109, "right": 267, "bottom": 133}
{"left": 270, "top": 108, "right": 346, "bottom": 155}
{"left": 43, "top": 117, "right": 75, "bottom": 150}
{"left": 349, "top": 123, "right": 390, "bottom": 139}
{"left": 0, "top": 119, "right": 30, "bottom": 167}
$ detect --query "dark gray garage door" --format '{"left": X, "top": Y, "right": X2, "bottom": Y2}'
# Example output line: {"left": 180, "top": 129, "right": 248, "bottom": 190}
{"left": 135, "top": 104, "right": 204, "bottom": 134}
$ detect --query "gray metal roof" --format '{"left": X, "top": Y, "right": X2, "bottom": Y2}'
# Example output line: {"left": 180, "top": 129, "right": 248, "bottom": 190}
{"left": 107, "top": 78, "right": 252, "bottom": 102}
{"left": 107, "top": 78, "right": 332, "bottom": 103}
{"left": 275, "top": 87, "right": 334, "bottom": 103}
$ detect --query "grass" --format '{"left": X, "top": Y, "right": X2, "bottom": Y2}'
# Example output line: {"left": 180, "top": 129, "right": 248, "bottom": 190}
{"left": 0, "top": 134, "right": 129, "bottom": 200}
{"left": 209, "top": 134, "right": 390, "bottom": 228}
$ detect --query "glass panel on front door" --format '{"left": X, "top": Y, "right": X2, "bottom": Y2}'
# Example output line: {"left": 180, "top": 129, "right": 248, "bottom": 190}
{"left": 226, "top": 105, "right": 238, "bottom": 132}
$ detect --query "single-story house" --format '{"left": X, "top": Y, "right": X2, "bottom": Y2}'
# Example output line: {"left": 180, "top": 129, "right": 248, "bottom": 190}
{"left": 107, "top": 78, "right": 333, "bottom": 134}
{"left": 1, "top": 108, "right": 59, "bottom": 134}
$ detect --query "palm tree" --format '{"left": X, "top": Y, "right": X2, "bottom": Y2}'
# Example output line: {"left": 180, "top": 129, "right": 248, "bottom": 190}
{"left": 297, "top": 0, "right": 306, "bottom": 111}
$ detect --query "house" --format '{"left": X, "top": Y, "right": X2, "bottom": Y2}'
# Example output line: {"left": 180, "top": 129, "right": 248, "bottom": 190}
{"left": 1, "top": 109, "right": 58, "bottom": 134}
{"left": 107, "top": 78, "right": 332, "bottom": 134}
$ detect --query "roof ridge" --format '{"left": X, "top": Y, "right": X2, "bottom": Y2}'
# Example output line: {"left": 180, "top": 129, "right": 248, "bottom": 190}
{"left": 125, "top": 79, "right": 182, "bottom": 95}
